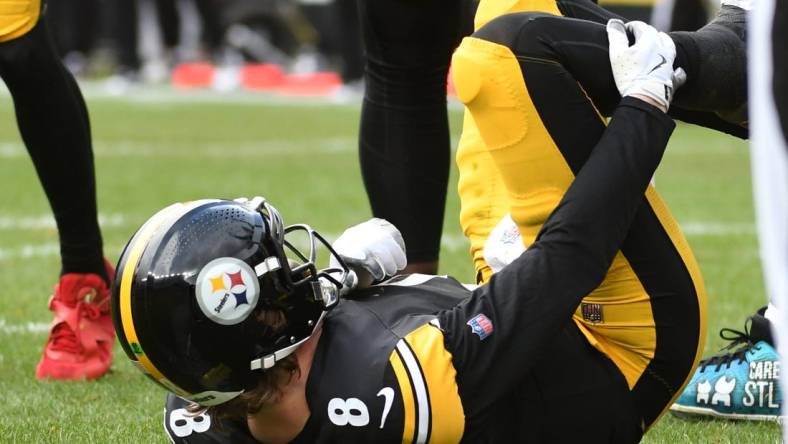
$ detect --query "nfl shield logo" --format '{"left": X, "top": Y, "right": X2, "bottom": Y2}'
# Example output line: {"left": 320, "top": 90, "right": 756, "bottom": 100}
{"left": 467, "top": 313, "right": 494, "bottom": 340}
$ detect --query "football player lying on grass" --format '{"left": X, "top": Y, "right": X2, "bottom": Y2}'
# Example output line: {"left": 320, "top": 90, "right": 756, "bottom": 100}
{"left": 111, "top": 18, "right": 742, "bottom": 444}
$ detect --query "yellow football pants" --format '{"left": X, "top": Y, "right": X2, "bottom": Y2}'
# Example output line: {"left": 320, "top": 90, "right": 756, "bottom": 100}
{"left": 454, "top": 0, "right": 706, "bottom": 427}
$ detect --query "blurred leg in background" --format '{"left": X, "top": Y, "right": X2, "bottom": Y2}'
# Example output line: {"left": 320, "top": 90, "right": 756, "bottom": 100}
{"left": 45, "top": 0, "right": 100, "bottom": 74}
{"left": 652, "top": 0, "right": 710, "bottom": 32}
{"left": 0, "top": 0, "right": 113, "bottom": 380}
{"left": 357, "top": 0, "right": 475, "bottom": 275}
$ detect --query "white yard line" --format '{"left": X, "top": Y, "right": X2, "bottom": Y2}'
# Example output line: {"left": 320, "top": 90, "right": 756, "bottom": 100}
{"left": 0, "top": 77, "right": 464, "bottom": 110}
{"left": 0, "top": 221, "right": 758, "bottom": 336}
{"left": 0, "top": 220, "right": 757, "bottom": 262}
{"left": 0, "top": 243, "right": 60, "bottom": 260}
{"left": 0, "top": 81, "right": 363, "bottom": 108}
{"left": 680, "top": 222, "right": 756, "bottom": 236}
{"left": 0, "top": 213, "right": 127, "bottom": 230}
{"left": 0, "top": 138, "right": 355, "bottom": 159}
{"left": 0, "top": 319, "right": 50, "bottom": 335}
{"left": 0, "top": 212, "right": 757, "bottom": 236}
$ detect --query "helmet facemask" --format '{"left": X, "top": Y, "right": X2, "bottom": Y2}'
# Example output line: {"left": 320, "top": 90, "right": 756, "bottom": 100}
{"left": 231, "top": 196, "right": 352, "bottom": 373}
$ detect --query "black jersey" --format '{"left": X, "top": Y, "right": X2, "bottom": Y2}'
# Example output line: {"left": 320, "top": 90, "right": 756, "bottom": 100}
{"left": 293, "top": 274, "right": 472, "bottom": 443}
{"left": 164, "top": 98, "right": 677, "bottom": 444}
{"left": 166, "top": 274, "right": 472, "bottom": 444}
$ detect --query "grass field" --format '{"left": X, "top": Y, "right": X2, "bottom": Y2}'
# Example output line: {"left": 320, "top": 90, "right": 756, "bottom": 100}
{"left": 0, "top": 86, "right": 780, "bottom": 443}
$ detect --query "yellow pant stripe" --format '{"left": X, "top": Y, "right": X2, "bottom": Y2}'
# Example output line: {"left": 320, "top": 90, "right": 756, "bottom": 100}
{"left": 454, "top": 36, "right": 660, "bottom": 388}
{"left": 642, "top": 187, "right": 708, "bottom": 424}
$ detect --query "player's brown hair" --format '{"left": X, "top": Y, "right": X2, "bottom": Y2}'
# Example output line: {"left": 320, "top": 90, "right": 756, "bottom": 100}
{"left": 187, "top": 308, "right": 301, "bottom": 421}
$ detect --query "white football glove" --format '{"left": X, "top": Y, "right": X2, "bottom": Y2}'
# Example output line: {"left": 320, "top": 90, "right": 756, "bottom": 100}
{"left": 329, "top": 218, "right": 407, "bottom": 284}
{"left": 607, "top": 19, "right": 687, "bottom": 110}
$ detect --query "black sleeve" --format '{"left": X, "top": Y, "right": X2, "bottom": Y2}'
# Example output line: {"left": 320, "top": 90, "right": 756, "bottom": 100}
{"left": 438, "top": 98, "right": 675, "bottom": 414}
{"left": 163, "top": 393, "right": 259, "bottom": 444}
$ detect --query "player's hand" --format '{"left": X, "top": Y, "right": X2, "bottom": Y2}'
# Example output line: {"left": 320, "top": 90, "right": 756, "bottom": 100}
{"left": 607, "top": 19, "right": 686, "bottom": 111}
{"left": 329, "top": 218, "right": 407, "bottom": 285}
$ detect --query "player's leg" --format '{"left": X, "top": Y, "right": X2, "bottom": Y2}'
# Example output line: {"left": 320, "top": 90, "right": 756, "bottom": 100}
{"left": 153, "top": 0, "right": 180, "bottom": 53}
{"left": 471, "top": 0, "right": 777, "bottom": 425}
{"left": 456, "top": 111, "right": 513, "bottom": 283}
{"left": 462, "top": 321, "right": 641, "bottom": 443}
{"left": 473, "top": 12, "right": 743, "bottom": 121}
{"left": 457, "top": 7, "right": 745, "bottom": 285}
{"left": 457, "top": 1, "right": 564, "bottom": 285}
{"left": 0, "top": 15, "right": 106, "bottom": 281}
{"left": 0, "top": 6, "right": 113, "bottom": 380}
{"left": 454, "top": 13, "right": 709, "bottom": 427}
{"left": 458, "top": 0, "right": 745, "bottom": 285}
{"left": 517, "top": 322, "right": 642, "bottom": 443}
{"left": 111, "top": 0, "right": 142, "bottom": 75}
{"left": 356, "top": 0, "right": 474, "bottom": 274}
{"left": 443, "top": 95, "right": 678, "bottom": 438}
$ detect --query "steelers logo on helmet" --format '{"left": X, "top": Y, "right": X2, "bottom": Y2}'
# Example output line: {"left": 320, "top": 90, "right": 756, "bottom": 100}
{"left": 195, "top": 257, "right": 260, "bottom": 325}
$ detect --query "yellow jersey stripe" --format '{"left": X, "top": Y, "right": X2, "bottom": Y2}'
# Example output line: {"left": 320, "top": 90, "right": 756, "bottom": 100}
{"left": 402, "top": 324, "right": 465, "bottom": 444}
{"left": 390, "top": 348, "right": 417, "bottom": 443}
{"left": 395, "top": 340, "right": 431, "bottom": 443}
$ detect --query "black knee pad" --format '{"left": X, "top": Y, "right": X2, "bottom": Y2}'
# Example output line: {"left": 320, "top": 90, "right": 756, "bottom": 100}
{"left": 364, "top": 57, "right": 451, "bottom": 108}
{"left": 0, "top": 20, "right": 48, "bottom": 72}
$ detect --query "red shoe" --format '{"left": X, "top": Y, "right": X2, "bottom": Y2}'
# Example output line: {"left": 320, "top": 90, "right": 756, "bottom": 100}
{"left": 36, "top": 261, "right": 116, "bottom": 380}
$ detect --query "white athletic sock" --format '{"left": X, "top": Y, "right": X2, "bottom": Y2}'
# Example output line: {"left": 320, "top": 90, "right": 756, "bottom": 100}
{"left": 765, "top": 303, "right": 783, "bottom": 341}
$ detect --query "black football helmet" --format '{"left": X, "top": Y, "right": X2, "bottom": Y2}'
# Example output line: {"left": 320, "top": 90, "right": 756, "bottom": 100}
{"left": 112, "top": 197, "right": 349, "bottom": 406}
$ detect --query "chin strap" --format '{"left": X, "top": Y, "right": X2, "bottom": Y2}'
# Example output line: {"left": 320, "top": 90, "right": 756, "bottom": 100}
{"left": 254, "top": 256, "right": 282, "bottom": 277}
{"left": 248, "top": 278, "right": 338, "bottom": 371}
{"left": 249, "top": 312, "right": 327, "bottom": 371}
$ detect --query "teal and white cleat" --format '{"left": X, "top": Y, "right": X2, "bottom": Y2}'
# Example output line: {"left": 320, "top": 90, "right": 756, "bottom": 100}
{"left": 670, "top": 309, "right": 783, "bottom": 422}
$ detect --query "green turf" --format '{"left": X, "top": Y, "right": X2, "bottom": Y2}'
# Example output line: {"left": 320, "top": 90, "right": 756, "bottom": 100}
{"left": 0, "top": 89, "right": 779, "bottom": 442}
